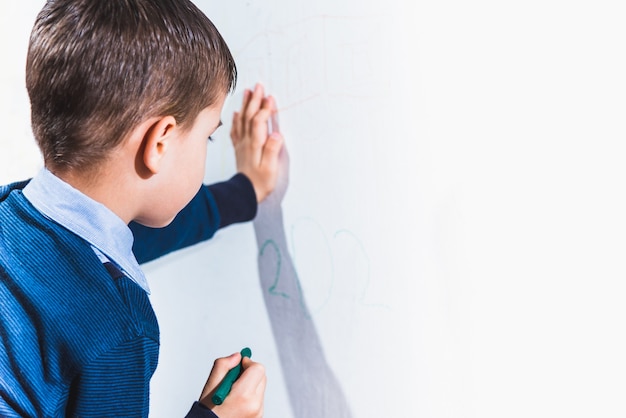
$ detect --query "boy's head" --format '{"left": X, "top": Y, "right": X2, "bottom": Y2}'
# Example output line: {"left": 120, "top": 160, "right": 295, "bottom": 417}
{"left": 26, "top": 0, "right": 237, "bottom": 175}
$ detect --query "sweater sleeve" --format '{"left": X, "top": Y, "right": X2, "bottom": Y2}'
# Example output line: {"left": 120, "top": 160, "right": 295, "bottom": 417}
{"left": 130, "top": 174, "right": 257, "bottom": 264}
{"left": 185, "top": 402, "right": 219, "bottom": 418}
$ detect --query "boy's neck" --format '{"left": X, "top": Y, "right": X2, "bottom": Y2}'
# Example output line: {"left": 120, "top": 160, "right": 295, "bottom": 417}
{"left": 52, "top": 164, "right": 139, "bottom": 226}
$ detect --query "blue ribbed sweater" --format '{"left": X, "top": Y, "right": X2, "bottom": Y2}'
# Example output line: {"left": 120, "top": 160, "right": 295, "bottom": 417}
{"left": 0, "top": 175, "right": 256, "bottom": 417}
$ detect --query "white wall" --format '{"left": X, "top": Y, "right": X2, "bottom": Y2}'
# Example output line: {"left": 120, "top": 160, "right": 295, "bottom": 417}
{"left": 2, "top": 1, "right": 626, "bottom": 417}
{"left": 0, "top": 2, "right": 44, "bottom": 181}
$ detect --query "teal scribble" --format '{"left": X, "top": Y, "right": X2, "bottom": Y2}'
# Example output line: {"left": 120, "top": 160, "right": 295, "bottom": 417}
{"left": 260, "top": 223, "right": 389, "bottom": 314}
{"left": 258, "top": 238, "right": 311, "bottom": 319}
{"left": 259, "top": 239, "right": 289, "bottom": 299}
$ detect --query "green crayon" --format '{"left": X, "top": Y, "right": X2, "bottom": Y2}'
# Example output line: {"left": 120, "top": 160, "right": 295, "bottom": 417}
{"left": 212, "top": 347, "right": 252, "bottom": 405}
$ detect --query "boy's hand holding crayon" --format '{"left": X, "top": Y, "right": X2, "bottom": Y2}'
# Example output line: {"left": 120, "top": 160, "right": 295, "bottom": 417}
{"left": 198, "top": 351, "right": 266, "bottom": 418}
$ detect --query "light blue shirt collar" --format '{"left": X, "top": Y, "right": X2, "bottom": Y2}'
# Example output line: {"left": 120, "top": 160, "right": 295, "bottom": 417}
{"left": 23, "top": 168, "right": 150, "bottom": 293}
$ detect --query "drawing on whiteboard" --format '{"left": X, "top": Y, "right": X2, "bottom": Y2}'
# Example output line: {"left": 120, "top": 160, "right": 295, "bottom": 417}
{"left": 234, "top": 14, "right": 390, "bottom": 97}
{"left": 230, "top": 12, "right": 394, "bottom": 416}
{"left": 258, "top": 219, "right": 389, "bottom": 319}
{"left": 258, "top": 238, "right": 309, "bottom": 318}
{"left": 258, "top": 240, "right": 288, "bottom": 299}
{"left": 253, "top": 148, "right": 352, "bottom": 417}
{"left": 231, "top": 14, "right": 391, "bottom": 142}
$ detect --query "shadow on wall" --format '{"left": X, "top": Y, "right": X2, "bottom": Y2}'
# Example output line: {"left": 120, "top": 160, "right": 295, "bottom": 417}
{"left": 253, "top": 146, "right": 353, "bottom": 418}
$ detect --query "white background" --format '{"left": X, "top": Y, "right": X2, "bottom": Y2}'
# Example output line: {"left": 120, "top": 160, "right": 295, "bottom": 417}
{"left": 2, "top": 1, "right": 625, "bottom": 417}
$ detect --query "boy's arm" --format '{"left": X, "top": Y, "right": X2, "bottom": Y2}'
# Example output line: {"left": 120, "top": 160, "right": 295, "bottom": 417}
{"left": 130, "top": 173, "right": 257, "bottom": 264}
{"left": 131, "top": 83, "right": 283, "bottom": 265}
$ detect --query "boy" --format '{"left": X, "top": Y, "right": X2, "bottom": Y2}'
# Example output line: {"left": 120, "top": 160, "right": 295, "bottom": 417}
{"left": 0, "top": 0, "right": 284, "bottom": 417}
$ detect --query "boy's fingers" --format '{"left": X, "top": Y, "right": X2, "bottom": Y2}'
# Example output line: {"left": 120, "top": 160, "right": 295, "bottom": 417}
{"left": 268, "top": 97, "right": 280, "bottom": 136}
{"left": 207, "top": 353, "right": 241, "bottom": 388}
{"left": 240, "top": 89, "right": 252, "bottom": 114}
{"left": 199, "top": 352, "right": 241, "bottom": 403}
{"left": 250, "top": 105, "right": 273, "bottom": 147}
{"left": 243, "top": 84, "right": 265, "bottom": 136}
{"left": 215, "top": 352, "right": 242, "bottom": 372}
{"left": 236, "top": 89, "right": 251, "bottom": 138}
{"left": 235, "top": 358, "right": 266, "bottom": 392}
{"left": 231, "top": 112, "right": 241, "bottom": 144}
{"left": 221, "top": 360, "right": 266, "bottom": 417}
{"left": 262, "top": 95, "right": 274, "bottom": 111}
{"left": 261, "top": 132, "right": 284, "bottom": 168}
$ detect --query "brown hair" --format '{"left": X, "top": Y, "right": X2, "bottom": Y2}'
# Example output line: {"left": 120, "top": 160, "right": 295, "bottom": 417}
{"left": 26, "top": 0, "right": 237, "bottom": 173}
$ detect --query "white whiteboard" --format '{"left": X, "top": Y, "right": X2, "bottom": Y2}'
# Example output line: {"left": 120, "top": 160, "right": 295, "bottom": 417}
{"left": 3, "top": 1, "right": 626, "bottom": 417}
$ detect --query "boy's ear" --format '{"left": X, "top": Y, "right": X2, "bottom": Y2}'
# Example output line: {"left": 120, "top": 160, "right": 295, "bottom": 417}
{"left": 142, "top": 116, "right": 177, "bottom": 175}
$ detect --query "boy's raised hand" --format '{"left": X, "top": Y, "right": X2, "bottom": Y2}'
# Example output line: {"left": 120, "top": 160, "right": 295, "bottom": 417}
{"left": 231, "top": 84, "right": 284, "bottom": 203}
{"left": 198, "top": 352, "right": 266, "bottom": 418}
